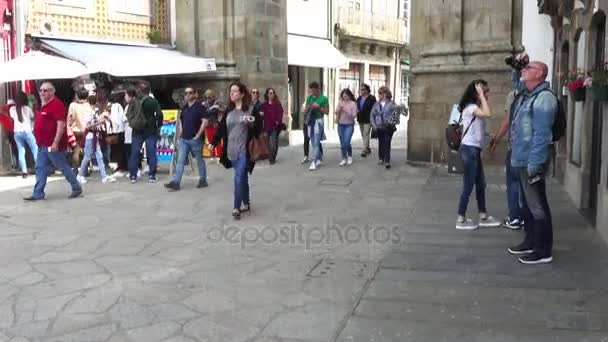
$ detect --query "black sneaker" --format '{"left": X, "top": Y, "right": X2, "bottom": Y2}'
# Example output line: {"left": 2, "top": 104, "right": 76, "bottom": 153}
{"left": 519, "top": 253, "right": 553, "bottom": 265}
{"left": 164, "top": 182, "right": 180, "bottom": 191}
{"left": 385, "top": 163, "right": 391, "bottom": 169}
{"left": 68, "top": 190, "right": 83, "bottom": 199}
{"left": 148, "top": 176, "right": 157, "bottom": 184}
{"left": 196, "top": 179, "right": 208, "bottom": 188}
{"left": 507, "top": 243, "right": 534, "bottom": 255}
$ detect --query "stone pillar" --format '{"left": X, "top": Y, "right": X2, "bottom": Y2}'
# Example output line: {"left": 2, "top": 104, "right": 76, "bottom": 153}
{"left": 176, "top": 0, "right": 288, "bottom": 106}
{"left": 409, "top": 0, "right": 523, "bottom": 163}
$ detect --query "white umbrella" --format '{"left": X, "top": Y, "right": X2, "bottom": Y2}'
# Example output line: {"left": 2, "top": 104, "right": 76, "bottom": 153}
{"left": 0, "top": 51, "right": 93, "bottom": 83}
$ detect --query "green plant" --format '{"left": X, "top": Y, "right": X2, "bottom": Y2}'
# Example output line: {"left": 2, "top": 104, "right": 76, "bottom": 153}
{"left": 146, "top": 29, "right": 163, "bottom": 44}
{"left": 588, "top": 63, "right": 608, "bottom": 87}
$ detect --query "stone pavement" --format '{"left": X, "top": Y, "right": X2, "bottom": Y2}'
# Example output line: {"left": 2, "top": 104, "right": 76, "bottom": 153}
{"left": 0, "top": 130, "right": 607, "bottom": 342}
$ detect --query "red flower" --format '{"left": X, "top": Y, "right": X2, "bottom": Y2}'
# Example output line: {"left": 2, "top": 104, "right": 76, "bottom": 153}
{"left": 568, "top": 78, "right": 586, "bottom": 91}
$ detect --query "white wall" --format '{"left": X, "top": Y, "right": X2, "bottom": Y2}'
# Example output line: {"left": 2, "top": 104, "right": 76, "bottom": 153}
{"left": 287, "top": 0, "right": 329, "bottom": 39}
{"left": 522, "top": 0, "right": 554, "bottom": 83}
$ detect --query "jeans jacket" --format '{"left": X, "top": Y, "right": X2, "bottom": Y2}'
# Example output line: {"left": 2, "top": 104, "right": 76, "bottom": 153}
{"left": 509, "top": 71, "right": 558, "bottom": 174}
{"left": 370, "top": 100, "right": 396, "bottom": 129}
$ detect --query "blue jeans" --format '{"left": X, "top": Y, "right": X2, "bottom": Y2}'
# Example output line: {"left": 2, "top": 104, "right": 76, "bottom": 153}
{"left": 13, "top": 131, "right": 38, "bottom": 173}
{"left": 231, "top": 157, "right": 249, "bottom": 210}
{"left": 518, "top": 167, "right": 553, "bottom": 256}
{"left": 32, "top": 147, "right": 81, "bottom": 199}
{"left": 308, "top": 118, "right": 324, "bottom": 162}
{"left": 506, "top": 150, "right": 520, "bottom": 220}
{"left": 377, "top": 127, "right": 395, "bottom": 163}
{"left": 303, "top": 126, "right": 322, "bottom": 159}
{"left": 338, "top": 124, "right": 354, "bottom": 159}
{"left": 173, "top": 138, "right": 207, "bottom": 184}
{"left": 79, "top": 138, "right": 108, "bottom": 179}
{"left": 129, "top": 134, "right": 158, "bottom": 179}
{"left": 457, "top": 144, "right": 487, "bottom": 217}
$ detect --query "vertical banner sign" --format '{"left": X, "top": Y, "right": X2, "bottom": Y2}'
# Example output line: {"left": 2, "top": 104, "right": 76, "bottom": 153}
{"left": 157, "top": 109, "right": 178, "bottom": 163}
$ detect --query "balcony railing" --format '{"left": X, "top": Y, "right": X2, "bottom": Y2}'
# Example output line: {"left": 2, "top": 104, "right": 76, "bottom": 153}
{"left": 337, "top": 5, "right": 409, "bottom": 45}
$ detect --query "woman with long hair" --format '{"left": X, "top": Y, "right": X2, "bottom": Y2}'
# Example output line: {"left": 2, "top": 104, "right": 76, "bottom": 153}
{"left": 209, "top": 82, "right": 262, "bottom": 220}
{"left": 9, "top": 91, "right": 37, "bottom": 177}
{"left": 370, "top": 86, "right": 398, "bottom": 169}
{"left": 261, "top": 87, "right": 284, "bottom": 164}
{"left": 455, "top": 80, "right": 500, "bottom": 230}
{"left": 335, "top": 88, "right": 358, "bottom": 166}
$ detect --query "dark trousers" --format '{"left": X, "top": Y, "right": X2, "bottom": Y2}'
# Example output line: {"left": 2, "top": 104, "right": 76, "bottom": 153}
{"left": 458, "top": 144, "right": 487, "bottom": 217}
{"left": 268, "top": 129, "right": 279, "bottom": 162}
{"left": 129, "top": 134, "right": 158, "bottom": 179}
{"left": 110, "top": 133, "right": 128, "bottom": 172}
{"left": 303, "top": 126, "right": 322, "bottom": 158}
{"left": 518, "top": 168, "right": 553, "bottom": 256}
{"left": 377, "top": 127, "right": 395, "bottom": 163}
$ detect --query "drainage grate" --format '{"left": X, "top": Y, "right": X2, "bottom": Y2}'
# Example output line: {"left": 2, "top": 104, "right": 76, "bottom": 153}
{"left": 318, "top": 178, "right": 353, "bottom": 187}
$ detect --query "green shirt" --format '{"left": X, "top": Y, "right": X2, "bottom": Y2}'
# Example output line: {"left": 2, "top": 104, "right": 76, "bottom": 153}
{"left": 305, "top": 94, "right": 329, "bottom": 120}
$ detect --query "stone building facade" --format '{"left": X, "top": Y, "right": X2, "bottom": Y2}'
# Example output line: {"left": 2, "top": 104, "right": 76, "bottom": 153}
{"left": 539, "top": 0, "right": 608, "bottom": 241}
{"left": 409, "top": 0, "right": 523, "bottom": 163}
{"left": 175, "top": 0, "right": 288, "bottom": 108}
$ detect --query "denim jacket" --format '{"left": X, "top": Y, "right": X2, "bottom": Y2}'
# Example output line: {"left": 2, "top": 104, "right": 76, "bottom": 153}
{"left": 509, "top": 71, "right": 557, "bottom": 174}
{"left": 370, "top": 100, "right": 396, "bottom": 129}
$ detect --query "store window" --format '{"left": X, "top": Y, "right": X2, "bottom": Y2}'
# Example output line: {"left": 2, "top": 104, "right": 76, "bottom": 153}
{"left": 338, "top": 63, "right": 361, "bottom": 93}
{"left": 369, "top": 65, "right": 389, "bottom": 97}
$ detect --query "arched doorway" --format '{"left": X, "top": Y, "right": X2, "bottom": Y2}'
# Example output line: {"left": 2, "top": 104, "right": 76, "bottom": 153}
{"left": 588, "top": 11, "right": 606, "bottom": 225}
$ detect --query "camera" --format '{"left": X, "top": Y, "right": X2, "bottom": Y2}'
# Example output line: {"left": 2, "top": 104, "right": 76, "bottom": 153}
{"left": 505, "top": 54, "right": 529, "bottom": 70}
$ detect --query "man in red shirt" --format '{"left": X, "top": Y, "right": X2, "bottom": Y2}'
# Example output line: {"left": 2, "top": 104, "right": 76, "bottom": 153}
{"left": 24, "top": 82, "right": 82, "bottom": 201}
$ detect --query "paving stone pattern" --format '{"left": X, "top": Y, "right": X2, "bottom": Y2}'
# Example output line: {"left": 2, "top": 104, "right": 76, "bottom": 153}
{"left": 0, "top": 131, "right": 607, "bottom": 341}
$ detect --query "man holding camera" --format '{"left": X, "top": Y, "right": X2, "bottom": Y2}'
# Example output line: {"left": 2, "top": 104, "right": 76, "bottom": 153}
{"left": 506, "top": 52, "right": 557, "bottom": 265}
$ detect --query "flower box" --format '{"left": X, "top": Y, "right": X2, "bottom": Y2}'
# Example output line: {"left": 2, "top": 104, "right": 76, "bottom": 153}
{"left": 570, "top": 87, "right": 586, "bottom": 102}
{"left": 592, "top": 85, "right": 608, "bottom": 101}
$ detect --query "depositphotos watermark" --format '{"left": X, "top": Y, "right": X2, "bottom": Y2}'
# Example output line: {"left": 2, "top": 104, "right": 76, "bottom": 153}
{"left": 206, "top": 218, "right": 403, "bottom": 250}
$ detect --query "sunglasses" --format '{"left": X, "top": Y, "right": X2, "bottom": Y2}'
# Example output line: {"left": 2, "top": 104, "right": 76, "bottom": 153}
{"left": 185, "top": 91, "right": 193, "bottom": 95}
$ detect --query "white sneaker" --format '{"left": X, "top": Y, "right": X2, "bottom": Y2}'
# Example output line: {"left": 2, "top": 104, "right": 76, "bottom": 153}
{"left": 143, "top": 166, "right": 150, "bottom": 175}
{"left": 76, "top": 175, "right": 87, "bottom": 185}
{"left": 347, "top": 157, "right": 353, "bottom": 165}
{"left": 102, "top": 176, "right": 117, "bottom": 184}
{"left": 309, "top": 161, "right": 317, "bottom": 171}
{"left": 339, "top": 160, "right": 347, "bottom": 166}
{"left": 137, "top": 170, "right": 144, "bottom": 178}
{"left": 479, "top": 215, "right": 501, "bottom": 228}
{"left": 456, "top": 218, "right": 478, "bottom": 230}
{"left": 301, "top": 157, "right": 309, "bottom": 164}
{"left": 112, "top": 170, "right": 125, "bottom": 178}
{"left": 316, "top": 160, "right": 322, "bottom": 166}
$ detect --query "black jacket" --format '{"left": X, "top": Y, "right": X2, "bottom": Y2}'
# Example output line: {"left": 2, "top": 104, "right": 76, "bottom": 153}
{"left": 356, "top": 95, "right": 377, "bottom": 124}
{"left": 211, "top": 107, "right": 262, "bottom": 174}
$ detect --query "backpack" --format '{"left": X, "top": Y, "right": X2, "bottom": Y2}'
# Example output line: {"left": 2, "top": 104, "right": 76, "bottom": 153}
{"left": 445, "top": 110, "right": 476, "bottom": 151}
{"left": 529, "top": 89, "right": 566, "bottom": 142}
{"left": 126, "top": 96, "right": 147, "bottom": 130}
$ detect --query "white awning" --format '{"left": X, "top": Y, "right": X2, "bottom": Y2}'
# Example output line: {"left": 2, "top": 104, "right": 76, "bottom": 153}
{"left": 41, "top": 38, "right": 216, "bottom": 77}
{"left": 0, "top": 51, "right": 93, "bottom": 82}
{"left": 288, "top": 34, "right": 348, "bottom": 69}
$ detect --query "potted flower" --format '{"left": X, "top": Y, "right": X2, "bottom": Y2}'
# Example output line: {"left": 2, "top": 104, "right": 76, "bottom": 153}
{"left": 564, "top": 69, "right": 587, "bottom": 102}
{"left": 587, "top": 64, "right": 608, "bottom": 101}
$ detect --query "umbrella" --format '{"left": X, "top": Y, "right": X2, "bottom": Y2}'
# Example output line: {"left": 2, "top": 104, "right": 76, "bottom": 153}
{"left": 0, "top": 51, "right": 93, "bottom": 83}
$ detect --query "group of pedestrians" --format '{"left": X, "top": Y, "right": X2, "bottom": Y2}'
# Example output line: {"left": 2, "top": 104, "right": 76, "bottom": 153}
{"left": 301, "top": 82, "right": 401, "bottom": 171}
{"left": 454, "top": 52, "right": 558, "bottom": 265}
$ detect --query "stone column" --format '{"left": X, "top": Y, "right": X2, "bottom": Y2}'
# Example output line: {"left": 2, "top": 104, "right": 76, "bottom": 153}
{"left": 176, "top": 0, "right": 288, "bottom": 106}
{"left": 409, "top": 0, "right": 523, "bottom": 163}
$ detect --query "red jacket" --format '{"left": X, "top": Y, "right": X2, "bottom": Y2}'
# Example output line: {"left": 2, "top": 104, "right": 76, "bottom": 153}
{"left": 261, "top": 101, "right": 283, "bottom": 132}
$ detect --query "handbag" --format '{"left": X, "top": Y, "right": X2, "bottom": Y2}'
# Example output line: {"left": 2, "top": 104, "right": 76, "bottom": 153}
{"left": 248, "top": 132, "right": 271, "bottom": 161}
{"left": 371, "top": 128, "right": 378, "bottom": 139}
